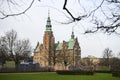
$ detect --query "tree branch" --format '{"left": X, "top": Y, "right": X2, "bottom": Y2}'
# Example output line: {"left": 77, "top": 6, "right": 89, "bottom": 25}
{"left": 63, "top": 0, "right": 87, "bottom": 22}
{"left": 88, "top": 0, "right": 105, "bottom": 17}
{"left": 106, "top": 0, "right": 120, "bottom": 3}
{"left": 0, "top": 0, "right": 35, "bottom": 19}
{"left": 85, "top": 23, "right": 120, "bottom": 34}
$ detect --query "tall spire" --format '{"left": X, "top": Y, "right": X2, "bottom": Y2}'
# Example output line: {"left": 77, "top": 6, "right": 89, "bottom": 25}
{"left": 46, "top": 10, "right": 52, "bottom": 31}
{"left": 71, "top": 31, "right": 75, "bottom": 39}
{"left": 71, "top": 27, "right": 74, "bottom": 39}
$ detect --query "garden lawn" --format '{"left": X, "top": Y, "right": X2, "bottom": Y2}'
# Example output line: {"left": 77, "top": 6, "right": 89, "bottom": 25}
{"left": 0, "top": 72, "right": 119, "bottom": 80}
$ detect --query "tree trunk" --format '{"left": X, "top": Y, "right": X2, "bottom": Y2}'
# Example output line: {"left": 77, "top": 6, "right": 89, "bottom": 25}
{"left": 15, "top": 61, "right": 20, "bottom": 71}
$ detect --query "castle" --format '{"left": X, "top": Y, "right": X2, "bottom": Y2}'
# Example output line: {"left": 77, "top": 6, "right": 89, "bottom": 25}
{"left": 33, "top": 13, "right": 81, "bottom": 70}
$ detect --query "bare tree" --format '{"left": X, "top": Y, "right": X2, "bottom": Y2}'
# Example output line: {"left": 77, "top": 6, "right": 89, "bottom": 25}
{"left": 0, "top": 37, "right": 8, "bottom": 66}
{"left": 103, "top": 48, "right": 113, "bottom": 58}
{"left": 100, "top": 48, "right": 113, "bottom": 69}
{"left": 14, "top": 39, "right": 32, "bottom": 69}
{"left": 2, "top": 30, "right": 32, "bottom": 70}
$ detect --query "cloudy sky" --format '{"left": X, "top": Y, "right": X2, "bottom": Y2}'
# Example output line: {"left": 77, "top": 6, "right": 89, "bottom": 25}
{"left": 0, "top": 0, "right": 120, "bottom": 57}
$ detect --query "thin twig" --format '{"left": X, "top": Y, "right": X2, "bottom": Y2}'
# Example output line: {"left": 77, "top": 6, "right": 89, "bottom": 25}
{"left": 0, "top": 0, "right": 34, "bottom": 19}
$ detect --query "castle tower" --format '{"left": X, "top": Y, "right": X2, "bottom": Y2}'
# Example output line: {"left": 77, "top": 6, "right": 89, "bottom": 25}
{"left": 33, "top": 12, "right": 81, "bottom": 70}
{"left": 43, "top": 12, "right": 55, "bottom": 66}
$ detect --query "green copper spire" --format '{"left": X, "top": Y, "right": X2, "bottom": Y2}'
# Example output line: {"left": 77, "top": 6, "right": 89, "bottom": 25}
{"left": 71, "top": 31, "right": 74, "bottom": 39}
{"left": 46, "top": 10, "right": 52, "bottom": 31}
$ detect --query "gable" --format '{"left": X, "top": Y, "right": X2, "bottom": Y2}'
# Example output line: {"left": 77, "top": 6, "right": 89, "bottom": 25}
{"left": 55, "top": 38, "right": 76, "bottom": 50}
{"left": 34, "top": 42, "right": 40, "bottom": 53}
{"left": 55, "top": 43, "right": 62, "bottom": 50}
{"left": 67, "top": 38, "right": 75, "bottom": 49}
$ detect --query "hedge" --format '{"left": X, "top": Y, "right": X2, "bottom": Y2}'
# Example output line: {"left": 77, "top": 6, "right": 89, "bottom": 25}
{"left": 0, "top": 67, "right": 55, "bottom": 73}
{"left": 112, "top": 71, "right": 120, "bottom": 77}
{"left": 95, "top": 70, "right": 111, "bottom": 73}
{"left": 56, "top": 70, "right": 94, "bottom": 75}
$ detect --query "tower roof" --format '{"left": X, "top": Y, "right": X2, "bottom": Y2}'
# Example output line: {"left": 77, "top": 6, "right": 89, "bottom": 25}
{"left": 71, "top": 31, "right": 74, "bottom": 39}
{"left": 34, "top": 42, "right": 40, "bottom": 53}
{"left": 46, "top": 11, "right": 52, "bottom": 32}
{"left": 55, "top": 31, "right": 76, "bottom": 50}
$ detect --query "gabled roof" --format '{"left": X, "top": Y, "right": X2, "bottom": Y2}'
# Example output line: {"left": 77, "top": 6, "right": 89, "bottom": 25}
{"left": 34, "top": 42, "right": 40, "bottom": 53}
{"left": 55, "top": 42, "right": 63, "bottom": 50}
{"left": 55, "top": 31, "right": 76, "bottom": 50}
{"left": 67, "top": 38, "right": 75, "bottom": 49}
{"left": 55, "top": 38, "right": 76, "bottom": 50}
{"left": 67, "top": 31, "right": 75, "bottom": 49}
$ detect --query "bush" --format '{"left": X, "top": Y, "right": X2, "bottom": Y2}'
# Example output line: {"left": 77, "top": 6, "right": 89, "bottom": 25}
{"left": 95, "top": 70, "right": 111, "bottom": 73}
{"left": 0, "top": 67, "right": 55, "bottom": 73}
{"left": 56, "top": 70, "right": 94, "bottom": 75}
{"left": 112, "top": 71, "right": 120, "bottom": 77}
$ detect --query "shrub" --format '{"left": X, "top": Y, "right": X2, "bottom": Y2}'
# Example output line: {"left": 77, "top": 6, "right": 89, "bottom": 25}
{"left": 56, "top": 70, "right": 94, "bottom": 75}
{"left": 95, "top": 70, "right": 111, "bottom": 73}
{"left": 112, "top": 71, "right": 120, "bottom": 77}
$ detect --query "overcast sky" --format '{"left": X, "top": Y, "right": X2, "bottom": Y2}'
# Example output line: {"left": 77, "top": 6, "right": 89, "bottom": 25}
{"left": 0, "top": 0, "right": 120, "bottom": 58}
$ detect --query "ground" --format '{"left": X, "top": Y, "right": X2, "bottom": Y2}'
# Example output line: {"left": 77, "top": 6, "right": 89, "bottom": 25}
{"left": 0, "top": 72, "right": 119, "bottom": 80}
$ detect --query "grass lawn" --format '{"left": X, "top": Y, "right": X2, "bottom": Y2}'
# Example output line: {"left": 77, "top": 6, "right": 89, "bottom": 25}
{"left": 0, "top": 72, "right": 119, "bottom": 80}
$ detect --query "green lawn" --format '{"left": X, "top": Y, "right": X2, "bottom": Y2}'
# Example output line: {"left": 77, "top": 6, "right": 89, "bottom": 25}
{"left": 0, "top": 72, "right": 119, "bottom": 80}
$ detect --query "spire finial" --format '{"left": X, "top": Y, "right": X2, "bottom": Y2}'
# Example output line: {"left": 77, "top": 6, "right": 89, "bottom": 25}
{"left": 71, "top": 31, "right": 74, "bottom": 39}
{"left": 45, "top": 10, "right": 52, "bottom": 32}
{"left": 47, "top": 9, "right": 50, "bottom": 21}
{"left": 71, "top": 26, "right": 74, "bottom": 39}
{"left": 72, "top": 26, "right": 74, "bottom": 33}
{"left": 48, "top": 9, "right": 50, "bottom": 17}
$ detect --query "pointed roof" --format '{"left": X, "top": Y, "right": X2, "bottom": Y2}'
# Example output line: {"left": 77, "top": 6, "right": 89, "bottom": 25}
{"left": 68, "top": 32, "right": 75, "bottom": 49}
{"left": 71, "top": 31, "right": 74, "bottom": 39}
{"left": 55, "top": 31, "right": 76, "bottom": 50}
{"left": 55, "top": 42, "right": 63, "bottom": 50}
{"left": 46, "top": 10, "right": 52, "bottom": 32}
{"left": 67, "top": 39, "right": 75, "bottom": 49}
{"left": 34, "top": 42, "right": 40, "bottom": 53}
